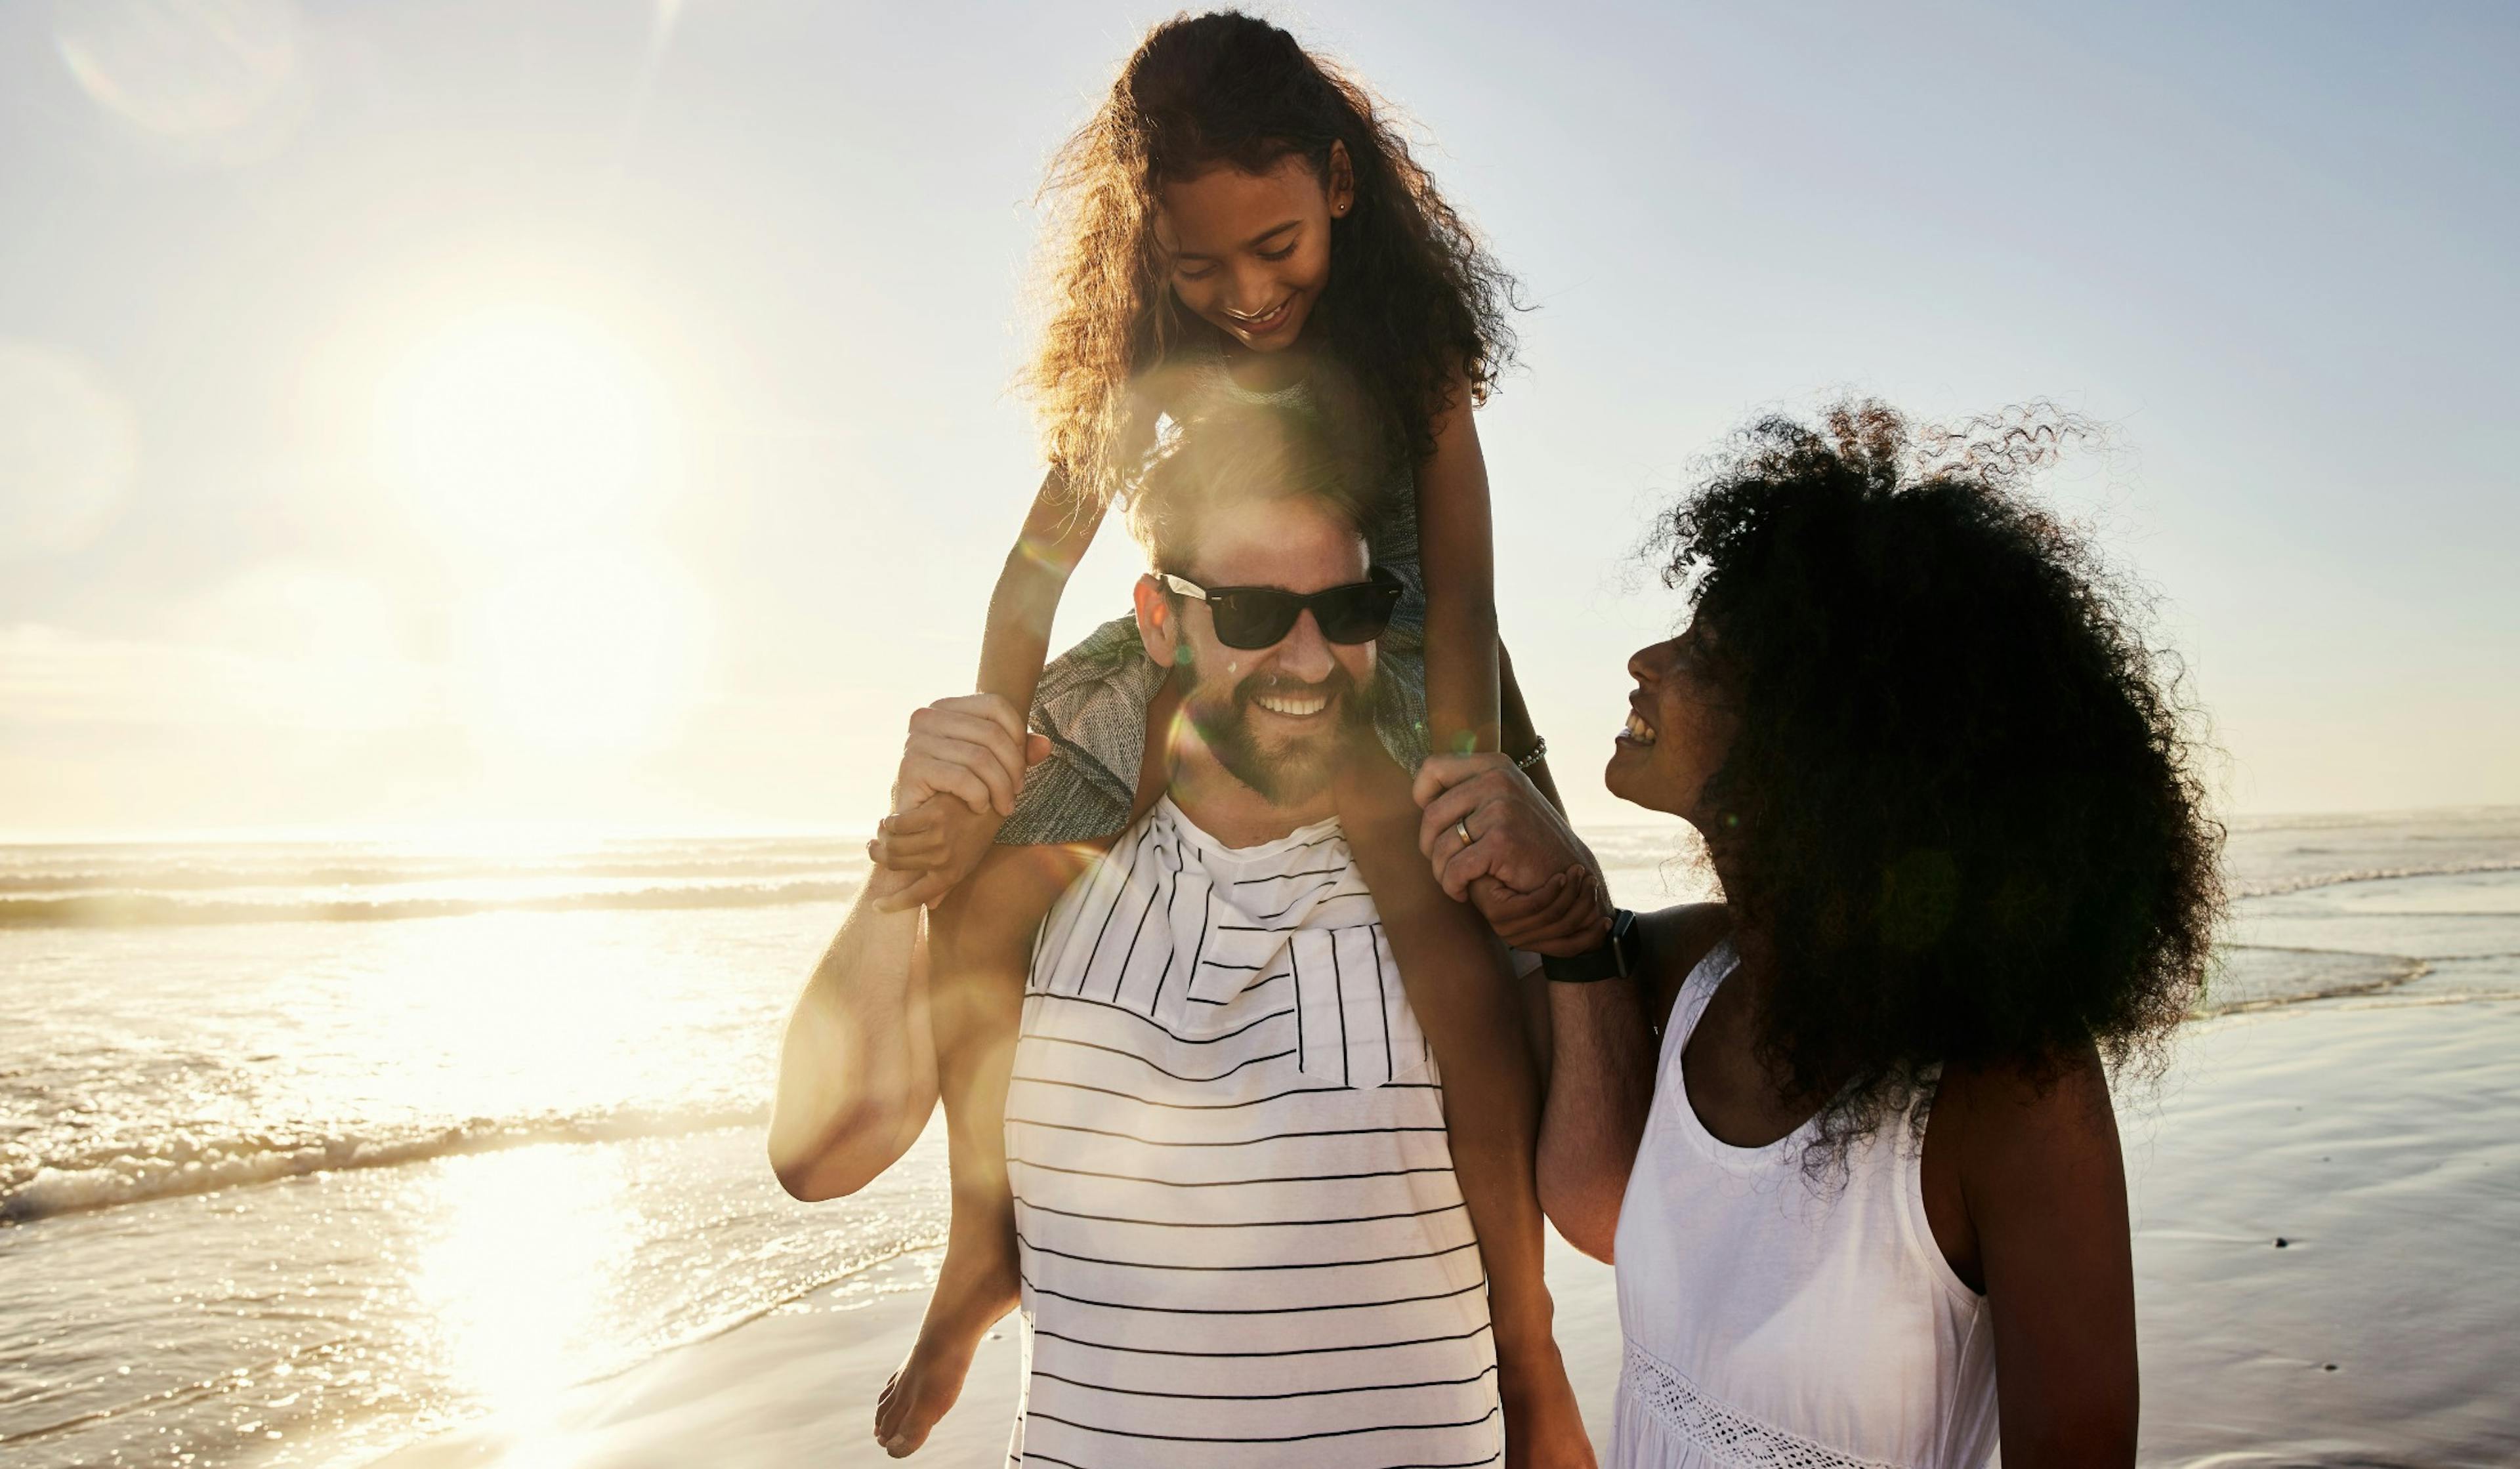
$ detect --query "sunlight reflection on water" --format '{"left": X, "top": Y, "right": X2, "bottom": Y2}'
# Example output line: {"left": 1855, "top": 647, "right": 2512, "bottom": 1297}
{"left": 415, "top": 1146, "right": 631, "bottom": 1417}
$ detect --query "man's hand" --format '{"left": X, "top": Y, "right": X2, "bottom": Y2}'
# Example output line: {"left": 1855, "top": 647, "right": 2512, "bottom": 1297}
{"left": 866, "top": 695, "right": 1047, "bottom": 911}
{"left": 1414, "top": 752, "right": 1612, "bottom": 952}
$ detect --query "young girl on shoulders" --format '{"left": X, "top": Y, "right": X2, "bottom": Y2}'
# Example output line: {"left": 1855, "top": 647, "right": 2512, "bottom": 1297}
{"left": 862, "top": 12, "right": 1597, "bottom": 1464}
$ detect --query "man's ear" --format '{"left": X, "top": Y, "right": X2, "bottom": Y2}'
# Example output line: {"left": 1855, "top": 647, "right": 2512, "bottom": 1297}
{"left": 1134, "top": 575, "right": 1184, "bottom": 669}
{"left": 1326, "top": 140, "right": 1355, "bottom": 216}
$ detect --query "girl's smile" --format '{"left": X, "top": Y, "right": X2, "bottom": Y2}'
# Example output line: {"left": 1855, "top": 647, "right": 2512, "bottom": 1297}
{"left": 1157, "top": 146, "right": 1353, "bottom": 355}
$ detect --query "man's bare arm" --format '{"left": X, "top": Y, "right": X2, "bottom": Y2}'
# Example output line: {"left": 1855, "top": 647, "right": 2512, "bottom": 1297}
{"left": 767, "top": 864, "right": 940, "bottom": 1201}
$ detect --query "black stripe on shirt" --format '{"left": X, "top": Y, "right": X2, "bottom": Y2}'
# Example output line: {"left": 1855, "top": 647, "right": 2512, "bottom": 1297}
{"left": 1002, "top": 1117, "right": 1446, "bottom": 1149}
{"left": 1028, "top": 1362, "right": 1496, "bottom": 1401}
{"left": 1005, "top": 1074, "right": 1439, "bottom": 1112}
{"left": 1022, "top": 1273, "right": 1486, "bottom": 1317}
{"left": 1022, "top": 1403, "right": 1500, "bottom": 1445}
{"left": 1026, "top": 1034, "right": 1293, "bottom": 1085}
{"left": 1008, "top": 1155, "right": 1460, "bottom": 1190}
{"left": 1017, "top": 1229, "right": 1479, "bottom": 1274}
{"left": 1028, "top": 1319, "right": 1493, "bottom": 1359}
{"left": 1031, "top": 989, "right": 1291, "bottom": 1046}
{"left": 1230, "top": 865, "right": 1349, "bottom": 884}
{"left": 1013, "top": 1197, "right": 1467, "bottom": 1231}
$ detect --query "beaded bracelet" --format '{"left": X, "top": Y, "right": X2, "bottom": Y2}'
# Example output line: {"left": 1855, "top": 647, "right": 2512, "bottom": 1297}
{"left": 1515, "top": 737, "right": 1548, "bottom": 771}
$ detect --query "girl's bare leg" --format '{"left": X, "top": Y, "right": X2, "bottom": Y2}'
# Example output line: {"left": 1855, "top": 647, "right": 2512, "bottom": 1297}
{"left": 1339, "top": 742, "right": 1595, "bottom": 1469}
{"left": 872, "top": 684, "right": 1179, "bottom": 1457}
{"left": 873, "top": 838, "right": 1096, "bottom": 1457}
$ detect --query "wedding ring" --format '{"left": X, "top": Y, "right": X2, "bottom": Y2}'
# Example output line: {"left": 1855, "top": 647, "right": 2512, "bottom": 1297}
{"left": 1456, "top": 816, "right": 1475, "bottom": 847}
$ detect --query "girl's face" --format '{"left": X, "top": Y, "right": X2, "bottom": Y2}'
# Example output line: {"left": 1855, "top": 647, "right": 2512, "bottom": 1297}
{"left": 1157, "top": 144, "right": 1353, "bottom": 354}
{"left": 1606, "top": 617, "right": 1740, "bottom": 829}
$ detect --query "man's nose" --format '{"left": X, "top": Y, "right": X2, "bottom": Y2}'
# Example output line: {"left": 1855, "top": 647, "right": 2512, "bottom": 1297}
{"left": 1273, "top": 610, "right": 1337, "bottom": 682}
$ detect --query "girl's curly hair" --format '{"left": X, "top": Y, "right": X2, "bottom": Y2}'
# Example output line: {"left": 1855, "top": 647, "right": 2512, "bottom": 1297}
{"left": 1653, "top": 401, "right": 2224, "bottom": 1167}
{"left": 1027, "top": 10, "right": 1519, "bottom": 507}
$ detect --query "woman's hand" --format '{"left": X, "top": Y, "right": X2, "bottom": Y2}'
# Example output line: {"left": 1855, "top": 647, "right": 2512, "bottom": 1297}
{"left": 866, "top": 694, "right": 1047, "bottom": 911}
{"left": 1413, "top": 753, "right": 1612, "bottom": 953}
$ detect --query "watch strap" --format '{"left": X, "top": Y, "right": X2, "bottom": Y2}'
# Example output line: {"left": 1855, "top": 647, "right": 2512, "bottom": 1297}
{"left": 1541, "top": 908, "right": 1638, "bottom": 983}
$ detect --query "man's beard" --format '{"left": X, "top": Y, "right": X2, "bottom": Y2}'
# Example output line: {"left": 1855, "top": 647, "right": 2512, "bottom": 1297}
{"left": 1186, "top": 665, "right": 1376, "bottom": 806}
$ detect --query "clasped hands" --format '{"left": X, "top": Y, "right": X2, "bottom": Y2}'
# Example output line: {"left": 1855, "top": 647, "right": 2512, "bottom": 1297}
{"left": 1410, "top": 753, "right": 1612, "bottom": 959}
{"left": 866, "top": 694, "right": 1610, "bottom": 955}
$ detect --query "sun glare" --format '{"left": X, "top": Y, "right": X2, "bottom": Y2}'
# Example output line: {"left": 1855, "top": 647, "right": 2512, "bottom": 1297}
{"left": 457, "top": 551, "right": 710, "bottom": 758}
{"left": 362, "top": 299, "right": 711, "bottom": 762}
{"left": 417, "top": 1144, "right": 629, "bottom": 1417}
{"left": 372, "top": 304, "right": 679, "bottom": 550}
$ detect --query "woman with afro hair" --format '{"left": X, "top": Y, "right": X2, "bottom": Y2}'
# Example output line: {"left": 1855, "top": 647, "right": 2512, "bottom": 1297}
{"left": 1412, "top": 401, "right": 2223, "bottom": 1468}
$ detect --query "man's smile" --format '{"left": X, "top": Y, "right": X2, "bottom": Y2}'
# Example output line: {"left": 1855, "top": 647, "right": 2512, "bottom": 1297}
{"left": 1253, "top": 685, "right": 1332, "bottom": 719}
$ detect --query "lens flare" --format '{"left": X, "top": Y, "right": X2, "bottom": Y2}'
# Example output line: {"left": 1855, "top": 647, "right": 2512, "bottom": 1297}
{"left": 0, "top": 340, "right": 139, "bottom": 560}
{"left": 52, "top": 0, "right": 308, "bottom": 162}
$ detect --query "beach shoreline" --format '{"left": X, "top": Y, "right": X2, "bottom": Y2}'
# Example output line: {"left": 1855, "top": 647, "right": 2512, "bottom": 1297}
{"left": 10, "top": 823, "right": 2517, "bottom": 1469}
{"left": 364, "top": 982, "right": 2520, "bottom": 1468}
{"left": 362, "top": 1236, "right": 1628, "bottom": 1467}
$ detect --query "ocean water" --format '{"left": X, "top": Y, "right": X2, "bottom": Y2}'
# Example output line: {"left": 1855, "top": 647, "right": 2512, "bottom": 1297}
{"left": 2, "top": 811, "right": 2515, "bottom": 1467}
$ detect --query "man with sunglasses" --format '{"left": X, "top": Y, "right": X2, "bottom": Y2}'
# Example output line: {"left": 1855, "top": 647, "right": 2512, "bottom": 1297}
{"left": 772, "top": 407, "right": 1516, "bottom": 1466}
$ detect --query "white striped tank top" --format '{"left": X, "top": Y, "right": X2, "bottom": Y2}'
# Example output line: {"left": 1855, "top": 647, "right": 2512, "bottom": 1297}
{"left": 1004, "top": 797, "right": 1502, "bottom": 1468}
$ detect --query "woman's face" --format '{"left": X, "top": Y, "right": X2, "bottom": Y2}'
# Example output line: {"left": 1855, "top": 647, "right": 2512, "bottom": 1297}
{"left": 1157, "top": 145, "right": 1352, "bottom": 354}
{"left": 1605, "top": 617, "right": 1740, "bottom": 828}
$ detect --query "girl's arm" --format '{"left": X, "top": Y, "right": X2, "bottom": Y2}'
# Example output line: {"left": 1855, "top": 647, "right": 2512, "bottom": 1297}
{"left": 978, "top": 466, "right": 1108, "bottom": 714}
{"left": 872, "top": 468, "right": 1106, "bottom": 900}
{"left": 1414, "top": 376, "right": 1501, "bottom": 757}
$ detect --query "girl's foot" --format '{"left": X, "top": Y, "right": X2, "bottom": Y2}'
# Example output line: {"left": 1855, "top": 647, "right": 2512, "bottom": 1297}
{"left": 872, "top": 1233, "right": 1020, "bottom": 1457}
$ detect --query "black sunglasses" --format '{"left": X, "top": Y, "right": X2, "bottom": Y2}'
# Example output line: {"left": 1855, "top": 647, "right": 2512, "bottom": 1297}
{"left": 1158, "top": 566, "right": 1404, "bottom": 650}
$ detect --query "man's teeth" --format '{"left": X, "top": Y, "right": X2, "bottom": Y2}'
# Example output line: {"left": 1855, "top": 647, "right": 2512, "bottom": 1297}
{"left": 1623, "top": 711, "right": 1658, "bottom": 745}
{"left": 1257, "top": 692, "right": 1328, "bottom": 717}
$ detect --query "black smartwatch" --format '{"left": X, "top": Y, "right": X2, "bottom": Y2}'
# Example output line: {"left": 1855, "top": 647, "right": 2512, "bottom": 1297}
{"left": 1540, "top": 907, "right": 1640, "bottom": 983}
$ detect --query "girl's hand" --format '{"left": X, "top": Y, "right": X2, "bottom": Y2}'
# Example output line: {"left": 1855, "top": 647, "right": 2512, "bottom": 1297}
{"left": 1469, "top": 867, "right": 1610, "bottom": 957}
{"left": 868, "top": 695, "right": 1048, "bottom": 911}
{"left": 869, "top": 798, "right": 1003, "bottom": 910}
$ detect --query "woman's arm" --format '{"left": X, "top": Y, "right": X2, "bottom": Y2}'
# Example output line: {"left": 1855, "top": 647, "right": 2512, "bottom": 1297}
{"left": 1414, "top": 376, "right": 1501, "bottom": 758}
{"left": 1936, "top": 1049, "right": 2140, "bottom": 1466}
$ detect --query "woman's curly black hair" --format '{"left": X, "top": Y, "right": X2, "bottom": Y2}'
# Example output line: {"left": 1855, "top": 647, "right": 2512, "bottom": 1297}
{"left": 1653, "top": 402, "right": 2223, "bottom": 1165}
{"left": 1028, "top": 10, "right": 1519, "bottom": 507}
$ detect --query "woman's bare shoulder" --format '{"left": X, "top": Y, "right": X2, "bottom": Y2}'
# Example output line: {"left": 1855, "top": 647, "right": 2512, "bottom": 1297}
{"left": 1634, "top": 901, "right": 1731, "bottom": 1033}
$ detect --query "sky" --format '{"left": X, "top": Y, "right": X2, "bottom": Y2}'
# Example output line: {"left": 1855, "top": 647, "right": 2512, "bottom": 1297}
{"left": 0, "top": 0, "right": 2513, "bottom": 839}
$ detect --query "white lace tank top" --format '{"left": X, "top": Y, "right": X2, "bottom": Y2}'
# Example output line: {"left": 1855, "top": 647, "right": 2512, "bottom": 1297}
{"left": 1610, "top": 942, "right": 1999, "bottom": 1469}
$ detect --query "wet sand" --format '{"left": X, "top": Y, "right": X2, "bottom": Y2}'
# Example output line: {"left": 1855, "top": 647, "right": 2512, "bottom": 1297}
{"left": 371, "top": 997, "right": 2520, "bottom": 1467}
{"left": 365, "top": 1237, "right": 1622, "bottom": 1466}
{"left": 371, "top": 858, "right": 2520, "bottom": 1468}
